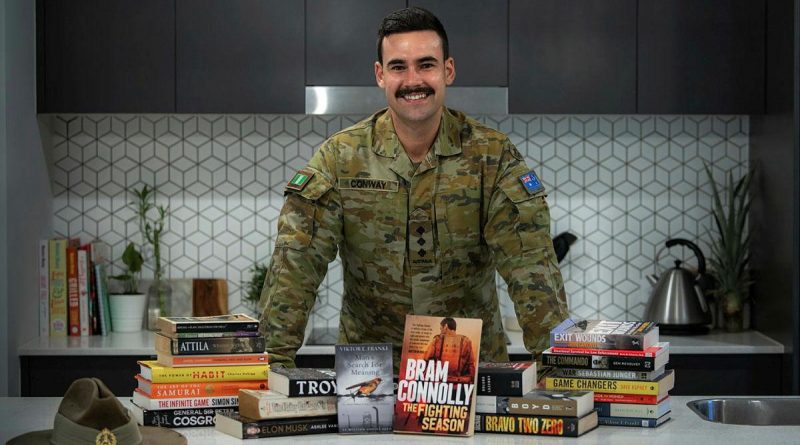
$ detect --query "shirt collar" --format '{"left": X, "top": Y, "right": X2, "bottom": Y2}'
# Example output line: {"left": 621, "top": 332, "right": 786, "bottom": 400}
{"left": 371, "top": 107, "right": 464, "bottom": 159}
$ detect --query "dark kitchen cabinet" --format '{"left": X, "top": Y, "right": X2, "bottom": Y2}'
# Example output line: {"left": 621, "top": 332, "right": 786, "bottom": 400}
{"left": 38, "top": 0, "right": 175, "bottom": 113}
{"left": 509, "top": 0, "right": 636, "bottom": 114}
{"left": 638, "top": 0, "right": 765, "bottom": 114}
{"left": 176, "top": 0, "right": 305, "bottom": 113}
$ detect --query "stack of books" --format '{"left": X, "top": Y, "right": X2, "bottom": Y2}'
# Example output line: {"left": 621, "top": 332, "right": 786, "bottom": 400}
{"left": 215, "top": 368, "right": 338, "bottom": 439}
{"left": 474, "top": 361, "right": 598, "bottom": 437}
{"left": 542, "top": 319, "right": 673, "bottom": 428}
{"left": 130, "top": 314, "right": 269, "bottom": 428}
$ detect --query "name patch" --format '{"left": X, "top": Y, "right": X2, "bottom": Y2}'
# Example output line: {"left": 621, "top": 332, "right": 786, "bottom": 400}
{"left": 519, "top": 170, "right": 545, "bottom": 195}
{"left": 339, "top": 177, "right": 399, "bottom": 192}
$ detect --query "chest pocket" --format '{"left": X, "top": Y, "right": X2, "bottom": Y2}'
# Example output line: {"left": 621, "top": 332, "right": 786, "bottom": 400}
{"left": 276, "top": 173, "right": 333, "bottom": 251}
{"left": 498, "top": 177, "right": 552, "bottom": 251}
{"left": 435, "top": 180, "right": 486, "bottom": 285}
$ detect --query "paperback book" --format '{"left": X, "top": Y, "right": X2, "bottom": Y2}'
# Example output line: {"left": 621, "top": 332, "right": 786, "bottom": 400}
{"left": 129, "top": 404, "right": 235, "bottom": 428}
{"left": 595, "top": 397, "right": 671, "bottom": 418}
{"left": 157, "top": 314, "right": 259, "bottom": 334}
{"left": 476, "top": 361, "right": 536, "bottom": 396}
{"left": 393, "top": 314, "right": 482, "bottom": 436}
{"left": 552, "top": 366, "right": 666, "bottom": 381}
{"left": 137, "top": 360, "right": 269, "bottom": 383}
{"left": 268, "top": 368, "right": 337, "bottom": 397}
{"left": 477, "top": 389, "right": 594, "bottom": 417}
{"left": 135, "top": 375, "right": 268, "bottom": 398}
{"left": 156, "top": 352, "right": 269, "bottom": 368}
{"left": 474, "top": 411, "right": 599, "bottom": 437}
{"left": 237, "top": 389, "right": 337, "bottom": 419}
{"left": 132, "top": 389, "right": 238, "bottom": 410}
{"left": 544, "top": 369, "right": 675, "bottom": 397}
{"left": 598, "top": 412, "right": 671, "bottom": 428}
{"left": 541, "top": 342, "right": 669, "bottom": 371}
{"left": 155, "top": 333, "right": 266, "bottom": 355}
{"left": 550, "top": 319, "right": 659, "bottom": 350}
{"left": 335, "top": 343, "right": 394, "bottom": 433}
{"left": 215, "top": 413, "right": 338, "bottom": 439}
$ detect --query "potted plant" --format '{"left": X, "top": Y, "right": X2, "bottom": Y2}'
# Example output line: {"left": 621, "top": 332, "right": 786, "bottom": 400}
{"left": 704, "top": 164, "right": 753, "bottom": 332}
{"left": 108, "top": 242, "right": 147, "bottom": 332}
{"left": 131, "top": 184, "right": 170, "bottom": 330}
{"left": 242, "top": 262, "right": 269, "bottom": 316}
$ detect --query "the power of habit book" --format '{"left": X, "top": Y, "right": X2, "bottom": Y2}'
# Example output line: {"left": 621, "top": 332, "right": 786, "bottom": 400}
{"left": 550, "top": 319, "right": 659, "bottom": 350}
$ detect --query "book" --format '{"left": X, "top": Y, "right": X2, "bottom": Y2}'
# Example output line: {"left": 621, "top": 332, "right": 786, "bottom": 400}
{"left": 94, "top": 263, "right": 111, "bottom": 335}
{"left": 76, "top": 249, "right": 90, "bottom": 336}
{"left": 132, "top": 389, "right": 238, "bottom": 410}
{"left": 137, "top": 360, "right": 269, "bottom": 383}
{"left": 157, "top": 352, "right": 269, "bottom": 368}
{"left": 48, "top": 239, "right": 68, "bottom": 337}
{"left": 268, "top": 368, "right": 337, "bottom": 397}
{"left": 477, "top": 389, "right": 594, "bottom": 417}
{"left": 595, "top": 397, "right": 670, "bottom": 418}
{"left": 86, "top": 240, "right": 110, "bottom": 335}
{"left": 38, "top": 240, "right": 49, "bottom": 337}
{"left": 155, "top": 333, "right": 266, "bottom": 355}
{"left": 552, "top": 366, "right": 666, "bottom": 381}
{"left": 129, "top": 404, "right": 235, "bottom": 428}
{"left": 544, "top": 369, "right": 675, "bottom": 397}
{"left": 550, "top": 319, "right": 659, "bottom": 350}
{"left": 238, "top": 389, "right": 337, "bottom": 419}
{"left": 548, "top": 342, "right": 669, "bottom": 356}
{"left": 157, "top": 314, "right": 260, "bottom": 334}
{"left": 163, "top": 331, "right": 261, "bottom": 339}
{"left": 474, "top": 410, "right": 599, "bottom": 437}
{"left": 598, "top": 411, "right": 671, "bottom": 428}
{"left": 66, "top": 246, "right": 80, "bottom": 336}
{"left": 594, "top": 393, "right": 663, "bottom": 404}
{"left": 215, "top": 412, "right": 338, "bottom": 439}
{"left": 393, "top": 314, "right": 482, "bottom": 436}
{"left": 335, "top": 343, "right": 394, "bottom": 433}
{"left": 477, "top": 361, "right": 536, "bottom": 396}
{"left": 135, "top": 375, "right": 268, "bottom": 398}
{"left": 541, "top": 342, "right": 669, "bottom": 371}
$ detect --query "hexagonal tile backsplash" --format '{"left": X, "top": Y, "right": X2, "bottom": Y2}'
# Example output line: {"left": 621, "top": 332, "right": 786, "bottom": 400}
{"left": 47, "top": 114, "right": 748, "bottom": 343}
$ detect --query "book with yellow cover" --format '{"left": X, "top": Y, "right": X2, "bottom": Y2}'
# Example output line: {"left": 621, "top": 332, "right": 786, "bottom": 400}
{"left": 544, "top": 369, "right": 674, "bottom": 396}
{"left": 137, "top": 360, "right": 269, "bottom": 383}
{"left": 156, "top": 352, "right": 269, "bottom": 368}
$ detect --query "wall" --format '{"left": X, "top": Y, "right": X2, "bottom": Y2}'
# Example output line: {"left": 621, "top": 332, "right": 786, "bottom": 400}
{"left": 47, "top": 113, "right": 748, "bottom": 343}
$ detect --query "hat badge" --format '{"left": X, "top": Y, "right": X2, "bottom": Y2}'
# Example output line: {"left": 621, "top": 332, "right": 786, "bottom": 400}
{"left": 95, "top": 428, "right": 117, "bottom": 445}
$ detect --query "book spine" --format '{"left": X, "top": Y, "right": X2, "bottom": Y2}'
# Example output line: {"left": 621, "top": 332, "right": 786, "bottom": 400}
{"left": 506, "top": 397, "right": 578, "bottom": 417}
{"left": 172, "top": 322, "right": 260, "bottom": 333}
{"left": 541, "top": 352, "right": 657, "bottom": 371}
{"left": 159, "top": 336, "right": 266, "bottom": 355}
{"left": 552, "top": 367, "right": 660, "bottom": 381}
{"left": 38, "top": 240, "right": 49, "bottom": 337}
{"left": 598, "top": 415, "right": 668, "bottom": 427}
{"left": 142, "top": 380, "right": 268, "bottom": 398}
{"left": 474, "top": 413, "right": 581, "bottom": 437}
{"left": 134, "top": 391, "right": 238, "bottom": 410}
{"left": 48, "top": 239, "right": 68, "bottom": 337}
{"left": 245, "top": 395, "right": 337, "bottom": 419}
{"left": 233, "top": 415, "right": 339, "bottom": 439}
{"left": 544, "top": 376, "right": 664, "bottom": 395}
{"left": 135, "top": 406, "right": 235, "bottom": 428}
{"left": 477, "top": 373, "right": 524, "bottom": 396}
{"left": 594, "top": 401, "right": 668, "bottom": 418}
{"left": 94, "top": 263, "right": 111, "bottom": 335}
{"left": 287, "top": 379, "right": 337, "bottom": 397}
{"left": 160, "top": 353, "right": 269, "bottom": 367}
{"left": 77, "top": 249, "right": 90, "bottom": 336}
{"left": 66, "top": 246, "right": 80, "bottom": 336}
{"left": 594, "top": 393, "right": 659, "bottom": 404}
{"left": 148, "top": 364, "right": 270, "bottom": 383}
{"left": 475, "top": 396, "right": 506, "bottom": 414}
{"left": 548, "top": 346, "right": 661, "bottom": 357}
{"left": 168, "top": 331, "right": 261, "bottom": 338}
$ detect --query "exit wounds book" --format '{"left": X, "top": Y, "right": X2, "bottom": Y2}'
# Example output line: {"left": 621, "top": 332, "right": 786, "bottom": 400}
{"left": 393, "top": 314, "right": 482, "bottom": 436}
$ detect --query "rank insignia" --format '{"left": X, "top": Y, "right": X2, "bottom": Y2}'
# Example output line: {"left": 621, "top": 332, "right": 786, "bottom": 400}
{"left": 519, "top": 170, "right": 545, "bottom": 194}
{"left": 287, "top": 170, "right": 314, "bottom": 191}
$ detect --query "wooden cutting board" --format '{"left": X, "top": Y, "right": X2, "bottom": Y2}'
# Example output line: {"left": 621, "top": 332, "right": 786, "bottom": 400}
{"left": 192, "top": 279, "right": 228, "bottom": 316}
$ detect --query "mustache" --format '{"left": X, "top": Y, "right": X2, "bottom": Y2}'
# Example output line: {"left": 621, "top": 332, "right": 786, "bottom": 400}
{"left": 395, "top": 86, "right": 434, "bottom": 98}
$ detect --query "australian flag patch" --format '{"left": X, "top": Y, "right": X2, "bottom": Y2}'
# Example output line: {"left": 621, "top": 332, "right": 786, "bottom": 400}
{"left": 519, "top": 170, "right": 545, "bottom": 195}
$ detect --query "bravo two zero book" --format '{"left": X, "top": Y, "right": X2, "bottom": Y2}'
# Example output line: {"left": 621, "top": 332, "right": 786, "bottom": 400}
{"left": 476, "top": 389, "right": 594, "bottom": 418}
{"left": 267, "top": 368, "right": 337, "bottom": 397}
{"left": 155, "top": 332, "right": 266, "bottom": 355}
{"left": 476, "top": 361, "right": 537, "bottom": 396}
{"left": 157, "top": 314, "right": 260, "bottom": 334}
{"left": 132, "top": 389, "right": 238, "bottom": 410}
{"left": 335, "top": 343, "right": 395, "bottom": 434}
{"left": 393, "top": 314, "right": 482, "bottom": 436}
{"left": 129, "top": 404, "right": 235, "bottom": 428}
{"left": 550, "top": 319, "right": 659, "bottom": 350}
{"left": 214, "top": 412, "right": 339, "bottom": 439}
{"left": 237, "top": 389, "right": 337, "bottom": 419}
{"left": 474, "top": 411, "right": 599, "bottom": 437}
{"left": 137, "top": 360, "right": 269, "bottom": 383}
{"left": 135, "top": 375, "right": 268, "bottom": 398}
{"left": 544, "top": 369, "right": 675, "bottom": 397}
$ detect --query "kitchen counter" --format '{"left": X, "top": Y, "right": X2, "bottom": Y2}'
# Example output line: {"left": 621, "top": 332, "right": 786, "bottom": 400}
{"left": 1, "top": 396, "right": 798, "bottom": 444}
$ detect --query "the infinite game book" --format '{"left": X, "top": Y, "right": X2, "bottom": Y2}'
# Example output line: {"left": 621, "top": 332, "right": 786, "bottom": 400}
{"left": 335, "top": 343, "right": 394, "bottom": 434}
{"left": 393, "top": 314, "right": 482, "bottom": 436}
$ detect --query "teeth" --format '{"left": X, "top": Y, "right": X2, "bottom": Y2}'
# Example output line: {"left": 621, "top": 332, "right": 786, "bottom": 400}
{"left": 404, "top": 93, "right": 427, "bottom": 100}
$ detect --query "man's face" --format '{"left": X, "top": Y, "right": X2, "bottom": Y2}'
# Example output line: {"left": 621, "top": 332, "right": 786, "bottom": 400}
{"left": 375, "top": 30, "right": 455, "bottom": 127}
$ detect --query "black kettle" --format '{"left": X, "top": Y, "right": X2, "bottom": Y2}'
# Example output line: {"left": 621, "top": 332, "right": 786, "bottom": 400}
{"left": 644, "top": 238, "right": 712, "bottom": 333}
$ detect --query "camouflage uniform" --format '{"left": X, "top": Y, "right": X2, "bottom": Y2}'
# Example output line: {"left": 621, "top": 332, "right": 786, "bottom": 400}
{"left": 259, "top": 108, "right": 569, "bottom": 370}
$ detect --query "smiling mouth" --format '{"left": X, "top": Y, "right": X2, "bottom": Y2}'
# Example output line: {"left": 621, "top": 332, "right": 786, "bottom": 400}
{"left": 397, "top": 87, "right": 434, "bottom": 102}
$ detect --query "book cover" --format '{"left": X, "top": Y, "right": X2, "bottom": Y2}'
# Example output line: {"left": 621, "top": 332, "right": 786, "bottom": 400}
{"left": 129, "top": 404, "right": 235, "bottom": 428}
{"left": 552, "top": 366, "right": 666, "bottom": 381}
{"left": 595, "top": 397, "right": 671, "bottom": 418}
{"left": 38, "top": 240, "right": 49, "bottom": 338}
{"left": 550, "top": 319, "right": 659, "bottom": 350}
{"left": 66, "top": 246, "right": 80, "bottom": 336}
{"left": 544, "top": 369, "right": 675, "bottom": 396}
{"left": 155, "top": 333, "right": 266, "bottom": 355}
{"left": 598, "top": 411, "right": 671, "bottom": 428}
{"left": 157, "top": 352, "right": 269, "bottom": 368}
{"left": 238, "top": 389, "right": 337, "bottom": 420}
{"left": 137, "top": 360, "right": 269, "bottom": 383}
{"left": 132, "top": 389, "right": 238, "bottom": 410}
{"left": 393, "top": 314, "right": 482, "bottom": 436}
{"left": 474, "top": 410, "right": 599, "bottom": 437}
{"left": 48, "top": 239, "right": 68, "bottom": 337}
{"left": 541, "top": 343, "right": 669, "bottom": 372}
{"left": 215, "top": 412, "right": 338, "bottom": 439}
{"left": 477, "top": 361, "right": 536, "bottom": 396}
{"left": 76, "top": 249, "right": 90, "bottom": 336}
{"left": 268, "top": 368, "right": 337, "bottom": 397}
{"left": 157, "top": 314, "right": 259, "bottom": 334}
{"left": 335, "top": 343, "right": 394, "bottom": 433}
{"left": 135, "top": 375, "right": 267, "bottom": 398}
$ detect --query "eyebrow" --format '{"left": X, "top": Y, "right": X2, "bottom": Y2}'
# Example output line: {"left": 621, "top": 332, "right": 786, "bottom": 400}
{"left": 386, "top": 56, "right": 439, "bottom": 67}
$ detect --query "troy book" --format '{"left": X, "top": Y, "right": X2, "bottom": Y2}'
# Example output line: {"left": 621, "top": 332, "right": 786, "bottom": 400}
{"left": 155, "top": 333, "right": 266, "bottom": 355}
{"left": 393, "top": 314, "right": 482, "bottom": 436}
{"left": 268, "top": 368, "right": 337, "bottom": 397}
{"left": 157, "top": 314, "right": 259, "bottom": 334}
{"left": 550, "top": 319, "right": 659, "bottom": 350}
{"left": 335, "top": 343, "right": 394, "bottom": 434}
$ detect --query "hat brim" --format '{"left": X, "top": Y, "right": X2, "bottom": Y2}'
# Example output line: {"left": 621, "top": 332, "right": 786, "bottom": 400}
{"left": 6, "top": 426, "right": 186, "bottom": 445}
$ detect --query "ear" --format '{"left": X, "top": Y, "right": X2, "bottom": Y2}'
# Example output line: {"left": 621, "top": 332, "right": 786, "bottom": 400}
{"left": 445, "top": 57, "right": 455, "bottom": 86}
{"left": 375, "top": 61, "right": 385, "bottom": 88}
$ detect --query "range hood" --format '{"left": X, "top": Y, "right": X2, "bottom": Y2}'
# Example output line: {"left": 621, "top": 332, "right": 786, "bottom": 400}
{"left": 305, "top": 86, "right": 508, "bottom": 115}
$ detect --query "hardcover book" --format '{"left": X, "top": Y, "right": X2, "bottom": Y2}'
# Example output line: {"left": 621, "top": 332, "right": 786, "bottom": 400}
{"left": 477, "top": 389, "right": 594, "bottom": 417}
{"left": 215, "top": 412, "right": 338, "bottom": 439}
{"left": 477, "top": 361, "right": 537, "bottom": 396}
{"left": 393, "top": 314, "right": 482, "bottom": 436}
{"left": 155, "top": 333, "right": 266, "bottom": 355}
{"left": 598, "top": 411, "right": 671, "bottom": 428}
{"left": 238, "top": 389, "right": 337, "bottom": 420}
{"left": 474, "top": 410, "right": 599, "bottom": 437}
{"left": 157, "top": 314, "right": 260, "bottom": 334}
{"left": 550, "top": 319, "right": 659, "bottom": 350}
{"left": 137, "top": 360, "right": 269, "bottom": 383}
{"left": 552, "top": 366, "right": 666, "bottom": 381}
{"left": 335, "top": 343, "right": 394, "bottom": 434}
{"left": 129, "top": 404, "right": 235, "bottom": 428}
{"left": 135, "top": 375, "right": 267, "bottom": 398}
{"left": 544, "top": 369, "right": 675, "bottom": 397}
{"left": 541, "top": 342, "right": 669, "bottom": 371}
{"left": 132, "top": 389, "right": 238, "bottom": 410}
{"left": 156, "top": 352, "right": 269, "bottom": 368}
{"left": 48, "top": 238, "right": 68, "bottom": 337}
{"left": 595, "top": 397, "right": 670, "bottom": 418}
{"left": 268, "top": 368, "right": 337, "bottom": 397}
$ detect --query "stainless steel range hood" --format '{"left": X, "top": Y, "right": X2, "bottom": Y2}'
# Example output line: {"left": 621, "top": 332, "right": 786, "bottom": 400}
{"left": 305, "top": 86, "right": 508, "bottom": 115}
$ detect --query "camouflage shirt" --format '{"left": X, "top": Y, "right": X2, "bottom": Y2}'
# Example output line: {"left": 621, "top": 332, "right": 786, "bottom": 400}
{"left": 259, "top": 108, "right": 569, "bottom": 369}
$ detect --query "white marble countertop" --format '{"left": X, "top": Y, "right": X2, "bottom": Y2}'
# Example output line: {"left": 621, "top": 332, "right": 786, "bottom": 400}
{"left": 17, "top": 328, "right": 784, "bottom": 356}
{"left": 1, "top": 396, "right": 798, "bottom": 444}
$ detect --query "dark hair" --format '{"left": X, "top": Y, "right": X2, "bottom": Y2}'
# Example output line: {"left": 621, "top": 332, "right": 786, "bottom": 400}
{"left": 440, "top": 317, "right": 457, "bottom": 330}
{"left": 376, "top": 7, "right": 449, "bottom": 64}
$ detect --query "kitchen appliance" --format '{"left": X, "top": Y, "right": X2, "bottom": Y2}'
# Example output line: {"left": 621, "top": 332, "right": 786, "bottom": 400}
{"left": 644, "top": 238, "right": 712, "bottom": 334}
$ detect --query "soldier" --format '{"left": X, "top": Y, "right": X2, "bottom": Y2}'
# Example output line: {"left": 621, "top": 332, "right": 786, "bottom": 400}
{"left": 259, "top": 6, "right": 569, "bottom": 370}
{"left": 423, "top": 317, "right": 476, "bottom": 384}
